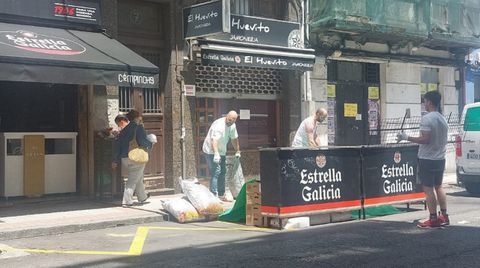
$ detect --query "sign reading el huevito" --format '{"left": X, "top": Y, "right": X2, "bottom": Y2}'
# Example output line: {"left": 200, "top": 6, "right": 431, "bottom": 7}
{"left": 183, "top": 0, "right": 230, "bottom": 39}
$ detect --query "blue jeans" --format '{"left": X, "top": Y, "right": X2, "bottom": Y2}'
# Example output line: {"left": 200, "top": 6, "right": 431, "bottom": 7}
{"left": 204, "top": 153, "right": 226, "bottom": 196}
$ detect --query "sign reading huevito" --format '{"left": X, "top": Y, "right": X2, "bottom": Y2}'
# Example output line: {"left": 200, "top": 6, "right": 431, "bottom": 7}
{"left": 183, "top": 0, "right": 230, "bottom": 39}
{"left": 212, "top": 14, "right": 303, "bottom": 48}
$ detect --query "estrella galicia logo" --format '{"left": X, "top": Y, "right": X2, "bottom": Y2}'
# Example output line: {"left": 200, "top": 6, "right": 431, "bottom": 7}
{"left": 394, "top": 151, "right": 401, "bottom": 164}
{"left": 315, "top": 154, "right": 327, "bottom": 168}
{"left": 0, "top": 30, "right": 86, "bottom": 55}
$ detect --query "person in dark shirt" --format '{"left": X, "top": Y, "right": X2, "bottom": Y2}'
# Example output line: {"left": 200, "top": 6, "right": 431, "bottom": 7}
{"left": 112, "top": 110, "right": 153, "bottom": 206}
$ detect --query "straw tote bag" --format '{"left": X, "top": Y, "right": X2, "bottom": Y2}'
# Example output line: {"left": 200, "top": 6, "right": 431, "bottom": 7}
{"left": 128, "top": 126, "right": 149, "bottom": 164}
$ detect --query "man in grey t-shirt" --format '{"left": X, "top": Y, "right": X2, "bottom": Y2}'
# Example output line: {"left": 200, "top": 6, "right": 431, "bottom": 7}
{"left": 397, "top": 91, "right": 449, "bottom": 228}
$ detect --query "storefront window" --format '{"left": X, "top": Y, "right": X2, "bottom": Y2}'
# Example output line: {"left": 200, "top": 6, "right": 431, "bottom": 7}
{"left": 231, "top": 0, "right": 284, "bottom": 20}
{"left": 7, "top": 139, "right": 22, "bottom": 156}
{"left": 45, "top": 139, "right": 74, "bottom": 155}
{"left": 143, "top": 88, "right": 161, "bottom": 114}
{"left": 420, "top": 67, "right": 440, "bottom": 115}
{"left": 119, "top": 86, "right": 133, "bottom": 113}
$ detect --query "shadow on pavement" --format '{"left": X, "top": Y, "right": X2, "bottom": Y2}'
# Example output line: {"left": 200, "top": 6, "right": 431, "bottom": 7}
{"left": 0, "top": 194, "right": 119, "bottom": 218}
{"left": 55, "top": 219, "right": 480, "bottom": 268}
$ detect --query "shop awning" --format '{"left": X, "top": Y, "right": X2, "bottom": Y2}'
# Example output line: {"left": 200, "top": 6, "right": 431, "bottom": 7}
{"left": 200, "top": 42, "right": 315, "bottom": 71}
{"left": 0, "top": 22, "right": 159, "bottom": 88}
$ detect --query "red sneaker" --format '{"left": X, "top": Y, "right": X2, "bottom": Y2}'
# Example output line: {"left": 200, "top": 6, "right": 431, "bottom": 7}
{"left": 438, "top": 213, "right": 450, "bottom": 226}
{"left": 417, "top": 218, "right": 441, "bottom": 228}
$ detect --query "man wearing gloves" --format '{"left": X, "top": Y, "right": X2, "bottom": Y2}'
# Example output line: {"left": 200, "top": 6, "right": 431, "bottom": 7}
{"left": 396, "top": 90, "right": 449, "bottom": 228}
{"left": 203, "top": 110, "right": 241, "bottom": 201}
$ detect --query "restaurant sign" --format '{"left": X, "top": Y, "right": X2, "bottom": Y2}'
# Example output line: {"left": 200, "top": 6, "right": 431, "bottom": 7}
{"left": 201, "top": 49, "right": 314, "bottom": 71}
{"left": 211, "top": 14, "right": 303, "bottom": 48}
{"left": 183, "top": 0, "right": 231, "bottom": 39}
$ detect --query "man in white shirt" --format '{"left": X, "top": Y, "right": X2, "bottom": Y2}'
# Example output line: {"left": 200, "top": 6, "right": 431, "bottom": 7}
{"left": 292, "top": 108, "right": 328, "bottom": 147}
{"left": 397, "top": 90, "right": 449, "bottom": 228}
{"left": 203, "top": 111, "right": 241, "bottom": 200}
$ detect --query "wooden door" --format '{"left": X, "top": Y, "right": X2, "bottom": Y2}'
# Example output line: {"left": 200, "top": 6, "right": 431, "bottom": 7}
{"left": 24, "top": 135, "right": 45, "bottom": 196}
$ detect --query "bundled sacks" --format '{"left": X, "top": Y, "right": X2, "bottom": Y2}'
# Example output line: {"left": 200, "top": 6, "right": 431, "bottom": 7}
{"left": 162, "top": 198, "right": 200, "bottom": 223}
{"left": 181, "top": 180, "right": 224, "bottom": 215}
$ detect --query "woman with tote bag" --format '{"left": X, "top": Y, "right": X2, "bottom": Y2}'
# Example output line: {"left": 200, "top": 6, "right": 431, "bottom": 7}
{"left": 112, "top": 109, "right": 154, "bottom": 206}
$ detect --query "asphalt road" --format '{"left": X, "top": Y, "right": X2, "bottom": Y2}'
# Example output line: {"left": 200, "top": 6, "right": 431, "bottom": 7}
{"left": 1, "top": 184, "right": 480, "bottom": 268}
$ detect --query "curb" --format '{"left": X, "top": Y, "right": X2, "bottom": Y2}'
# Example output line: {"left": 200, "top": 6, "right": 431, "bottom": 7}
{"left": 0, "top": 213, "right": 169, "bottom": 241}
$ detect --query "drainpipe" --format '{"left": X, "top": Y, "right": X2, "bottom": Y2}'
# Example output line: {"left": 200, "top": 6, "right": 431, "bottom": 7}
{"left": 180, "top": 76, "right": 186, "bottom": 180}
{"left": 301, "top": 0, "right": 312, "bottom": 118}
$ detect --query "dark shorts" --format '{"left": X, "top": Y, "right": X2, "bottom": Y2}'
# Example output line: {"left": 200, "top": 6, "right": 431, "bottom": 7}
{"left": 418, "top": 159, "right": 445, "bottom": 187}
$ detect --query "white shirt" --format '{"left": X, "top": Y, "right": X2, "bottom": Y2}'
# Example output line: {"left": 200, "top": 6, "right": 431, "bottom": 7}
{"left": 292, "top": 116, "right": 318, "bottom": 147}
{"left": 418, "top": 111, "right": 448, "bottom": 160}
{"left": 202, "top": 117, "right": 239, "bottom": 156}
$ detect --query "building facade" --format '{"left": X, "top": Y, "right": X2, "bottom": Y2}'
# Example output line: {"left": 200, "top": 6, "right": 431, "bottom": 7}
{"left": 307, "top": 0, "right": 480, "bottom": 171}
{"left": 100, "top": 0, "right": 313, "bottom": 192}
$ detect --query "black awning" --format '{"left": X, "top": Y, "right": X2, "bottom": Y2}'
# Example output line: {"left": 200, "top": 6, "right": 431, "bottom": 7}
{"left": 0, "top": 22, "right": 159, "bottom": 88}
{"left": 200, "top": 43, "right": 315, "bottom": 71}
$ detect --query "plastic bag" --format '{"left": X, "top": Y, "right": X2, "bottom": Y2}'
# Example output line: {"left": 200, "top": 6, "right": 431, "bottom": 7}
{"left": 162, "top": 198, "right": 200, "bottom": 223}
{"left": 225, "top": 157, "right": 244, "bottom": 198}
{"left": 181, "top": 180, "right": 223, "bottom": 215}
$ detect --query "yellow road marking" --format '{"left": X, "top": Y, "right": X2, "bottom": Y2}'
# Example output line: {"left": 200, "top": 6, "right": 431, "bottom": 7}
{"left": 127, "top": 227, "right": 149, "bottom": 256}
{"left": 20, "top": 249, "right": 132, "bottom": 256}
{"left": 6, "top": 225, "right": 268, "bottom": 256}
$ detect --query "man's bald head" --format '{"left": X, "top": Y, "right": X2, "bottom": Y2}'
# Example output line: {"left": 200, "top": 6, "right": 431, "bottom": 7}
{"left": 225, "top": 110, "right": 238, "bottom": 126}
{"left": 315, "top": 108, "right": 327, "bottom": 123}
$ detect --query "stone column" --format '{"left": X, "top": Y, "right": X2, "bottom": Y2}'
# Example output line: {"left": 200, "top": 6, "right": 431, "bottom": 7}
{"left": 164, "top": 0, "right": 198, "bottom": 191}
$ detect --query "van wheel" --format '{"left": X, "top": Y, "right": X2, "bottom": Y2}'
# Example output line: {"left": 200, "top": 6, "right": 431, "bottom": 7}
{"left": 465, "top": 183, "right": 480, "bottom": 196}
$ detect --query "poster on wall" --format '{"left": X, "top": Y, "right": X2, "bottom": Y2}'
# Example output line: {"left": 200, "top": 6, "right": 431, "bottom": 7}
{"left": 368, "top": 87, "right": 379, "bottom": 100}
{"left": 327, "top": 85, "right": 336, "bottom": 98}
{"left": 327, "top": 93, "right": 336, "bottom": 145}
{"left": 344, "top": 103, "right": 357, "bottom": 117}
{"left": 428, "top": 83, "right": 438, "bottom": 92}
{"left": 368, "top": 100, "right": 379, "bottom": 136}
{"left": 420, "top": 83, "right": 427, "bottom": 95}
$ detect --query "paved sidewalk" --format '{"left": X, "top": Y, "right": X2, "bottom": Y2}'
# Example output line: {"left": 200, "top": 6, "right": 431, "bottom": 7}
{"left": 0, "top": 173, "right": 458, "bottom": 240}
{"left": 0, "top": 195, "right": 166, "bottom": 240}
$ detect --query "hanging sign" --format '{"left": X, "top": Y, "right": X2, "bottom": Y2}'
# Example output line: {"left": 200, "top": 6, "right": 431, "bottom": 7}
{"left": 201, "top": 48, "right": 314, "bottom": 71}
{"left": 183, "top": 0, "right": 231, "bottom": 39}
{"left": 183, "top": 84, "right": 196, "bottom": 96}
{"left": 211, "top": 14, "right": 302, "bottom": 48}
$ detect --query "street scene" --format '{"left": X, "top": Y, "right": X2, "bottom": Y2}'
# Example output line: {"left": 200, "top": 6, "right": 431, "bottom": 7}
{"left": 1, "top": 0, "right": 480, "bottom": 267}
{"left": 2, "top": 180, "right": 480, "bottom": 267}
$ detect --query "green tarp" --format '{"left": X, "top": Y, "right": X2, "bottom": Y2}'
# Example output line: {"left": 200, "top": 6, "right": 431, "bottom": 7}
{"left": 352, "top": 205, "right": 402, "bottom": 219}
{"left": 218, "top": 179, "right": 256, "bottom": 223}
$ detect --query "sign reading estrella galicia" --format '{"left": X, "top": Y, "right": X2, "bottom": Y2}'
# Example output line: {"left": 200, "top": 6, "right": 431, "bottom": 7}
{"left": 0, "top": 30, "right": 86, "bottom": 55}
{"left": 211, "top": 14, "right": 303, "bottom": 48}
{"left": 201, "top": 49, "right": 314, "bottom": 71}
{"left": 183, "top": 0, "right": 230, "bottom": 39}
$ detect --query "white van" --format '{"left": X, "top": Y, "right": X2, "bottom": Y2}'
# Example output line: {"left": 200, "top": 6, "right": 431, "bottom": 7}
{"left": 456, "top": 102, "right": 480, "bottom": 194}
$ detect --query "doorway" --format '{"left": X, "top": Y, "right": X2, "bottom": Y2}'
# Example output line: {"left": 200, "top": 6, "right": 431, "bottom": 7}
{"left": 327, "top": 61, "right": 380, "bottom": 146}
